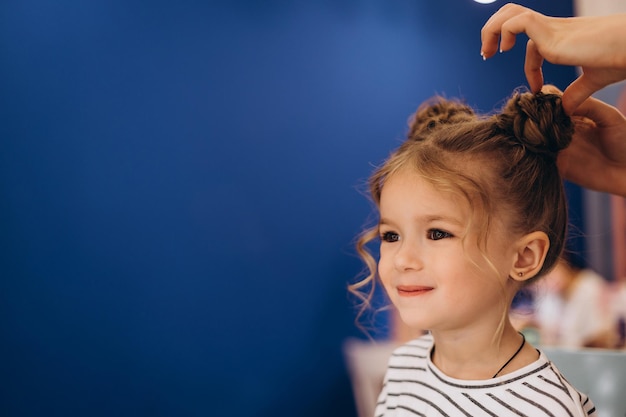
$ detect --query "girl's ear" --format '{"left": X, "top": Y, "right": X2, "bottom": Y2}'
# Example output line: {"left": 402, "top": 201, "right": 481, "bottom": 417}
{"left": 510, "top": 231, "right": 550, "bottom": 282}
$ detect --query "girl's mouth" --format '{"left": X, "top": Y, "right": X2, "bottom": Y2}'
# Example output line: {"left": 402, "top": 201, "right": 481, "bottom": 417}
{"left": 397, "top": 285, "right": 433, "bottom": 296}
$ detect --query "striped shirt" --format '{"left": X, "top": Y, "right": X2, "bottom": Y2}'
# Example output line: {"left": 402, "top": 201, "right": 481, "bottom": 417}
{"left": 375, "top": 335, "right": 597, "bottom": 417}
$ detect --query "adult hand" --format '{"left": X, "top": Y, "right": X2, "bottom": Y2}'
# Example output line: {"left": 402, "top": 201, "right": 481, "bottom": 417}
{"left": 559, "top": 96, "right": 626, "bottom": 197}
{"left": 481, "top": 3, "right": 626, "bottom": 114}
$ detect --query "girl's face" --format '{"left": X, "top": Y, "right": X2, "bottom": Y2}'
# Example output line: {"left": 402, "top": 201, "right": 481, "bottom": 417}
{"left": 377, "top": 170, "right": 519, "bottom": 334}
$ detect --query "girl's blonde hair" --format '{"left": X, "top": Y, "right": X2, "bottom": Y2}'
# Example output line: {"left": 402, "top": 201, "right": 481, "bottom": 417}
{"left": 351, "top": 90, "right": 574, "bottom": 330}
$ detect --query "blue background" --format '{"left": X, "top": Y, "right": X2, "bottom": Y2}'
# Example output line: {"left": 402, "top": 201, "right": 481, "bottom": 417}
{"left": 1, "top": 1, "right": 576, "bottom": 416}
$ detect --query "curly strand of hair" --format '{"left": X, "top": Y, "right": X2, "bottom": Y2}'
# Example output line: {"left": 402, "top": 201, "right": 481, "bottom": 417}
{"left": 348, "top": 227, "right": 382, "bottom": 335}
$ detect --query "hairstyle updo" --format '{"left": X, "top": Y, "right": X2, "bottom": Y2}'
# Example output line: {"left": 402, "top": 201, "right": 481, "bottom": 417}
{"left": 497, "top": 90, "right": 573, "bottom": 158}
{"left": 351, "top": 90, "right": 574, "bottom": 318}
{"left": 407, "top": 97, "right": 476, "bottom": 140}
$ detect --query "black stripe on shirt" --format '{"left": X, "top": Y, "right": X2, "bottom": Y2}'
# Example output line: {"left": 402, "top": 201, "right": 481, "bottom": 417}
{"left": 388, "top": 391, "right": 450, "bottom": 416}
{"left": 537, "top": 374, "right": 570, "bottom": 396}
{"left": 521, "top": 382, "right": 574, "bottom": 417}
{"left": 487, "top": 393, "right": 528, "bottom": 417}
{"left": 428, "top": 361, "right": 551, "bottom": 389}
{"left": 391, "top": 379, "right": 475, "bottom": 417}
{"left": 507, "top": 388, "right": 558, "bottom": 417}
{"left": 462, "top": 393, "right": 500, "bottom": 417}
{"left": 395, "top": 405, "right": 426, "bottom": 417}
{"left": 393, "top": 352, "right": 428, "bottom": 359}
{"left": 388, "top": 365, "right": 428, "bottom": 372}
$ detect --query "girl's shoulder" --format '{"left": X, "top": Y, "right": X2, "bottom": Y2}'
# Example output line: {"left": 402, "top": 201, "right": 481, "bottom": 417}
{"left": 391, "top": 333, "right": 433, "bottom": 356}
{"left": 497, "top": 349, "right": 597, "bottom": 417}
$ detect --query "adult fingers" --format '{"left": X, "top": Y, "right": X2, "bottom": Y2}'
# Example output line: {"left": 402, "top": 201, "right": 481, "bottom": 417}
{"left": 570, "top": 95, "right": 625, "bottom": 127}
{"left": 524, "top": 39, "right": 544, "bottom": 93}
{"left": 562, "top": 74, "right": 604, "bottom": 114}
{"left": 571, "top": 96, "right": 606, "bottom": 119}
{"left": 481, "top": 3, "right": 528, "bottom": 58}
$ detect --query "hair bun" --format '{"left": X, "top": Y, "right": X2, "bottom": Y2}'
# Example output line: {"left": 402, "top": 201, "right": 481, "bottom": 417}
{"left": 408, "top": 96, "right": 475, "bottom": 140}
{"left": 498, "top": 91, "right": 573, "bottom": 157}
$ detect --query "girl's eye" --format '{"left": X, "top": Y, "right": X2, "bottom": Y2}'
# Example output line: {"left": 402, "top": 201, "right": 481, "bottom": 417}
{"left": 380, "top": 231, "right": 400, "bottom": 243}
{"left": 427, "top": 229, "right": 452, "bottom": 241}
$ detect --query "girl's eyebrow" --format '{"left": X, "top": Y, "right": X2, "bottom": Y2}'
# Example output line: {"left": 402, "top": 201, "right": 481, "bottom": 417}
{"left": 379, "top": 215, "right": 464, "bottom": 227}
{"left": 378, "top": 218, "right": 393, "bottom": 227}
{"left": 423, "top": 215, "right": 464, "bottom": 225}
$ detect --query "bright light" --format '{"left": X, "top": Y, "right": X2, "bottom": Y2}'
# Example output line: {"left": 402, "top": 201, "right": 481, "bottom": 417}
{"left": 474, "top": 0, "right": 497, "bottom": 3}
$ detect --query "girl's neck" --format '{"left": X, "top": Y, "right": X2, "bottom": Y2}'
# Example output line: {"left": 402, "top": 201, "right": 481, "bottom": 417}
{"left": 430, "top": 323, "right": 537, "bottom": 380}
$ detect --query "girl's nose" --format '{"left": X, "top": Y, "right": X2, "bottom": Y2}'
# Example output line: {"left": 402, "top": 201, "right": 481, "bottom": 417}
{"left": 394, "top": 241, "right": 423, "bottom": 271}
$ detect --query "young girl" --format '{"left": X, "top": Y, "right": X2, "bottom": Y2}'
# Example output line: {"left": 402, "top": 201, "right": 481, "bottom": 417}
{"left": 352, "top": 89, "right": 597, "bottom": 417}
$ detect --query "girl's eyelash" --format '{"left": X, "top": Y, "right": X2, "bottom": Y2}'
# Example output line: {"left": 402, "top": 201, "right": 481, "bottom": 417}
{"left": 379, "top": 229, "right": 453, "bottom": 242}
{"left": 427, "top": 229, "right": 453, "bottom": 240}
{"left": 380, "top": 231, "right": 400, "bottom": 242}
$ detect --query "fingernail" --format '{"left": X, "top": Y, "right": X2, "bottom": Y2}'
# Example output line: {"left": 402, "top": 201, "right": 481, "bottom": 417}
{"left": 499, "top": 48, "right": 503, "bottom": 53}
{"left": 480, "top": 51, "right": 486, "bottom": 61}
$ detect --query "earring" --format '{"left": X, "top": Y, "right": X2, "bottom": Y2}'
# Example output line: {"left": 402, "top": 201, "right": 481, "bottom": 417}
{"left": 517, "top": 272, "right": 523, "bottom": 277}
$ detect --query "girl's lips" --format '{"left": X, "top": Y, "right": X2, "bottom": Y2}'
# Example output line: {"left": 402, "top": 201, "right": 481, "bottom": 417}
{"left": 397, "top": 286, "right": 433, "bottom": 296}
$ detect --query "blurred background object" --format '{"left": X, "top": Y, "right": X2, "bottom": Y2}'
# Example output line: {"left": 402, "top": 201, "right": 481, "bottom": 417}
{"left": 540, "top": 346, "right": 626, "bottom": 417}
{"left": 530, "top": 256, "right": 616, "bottom": 348}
